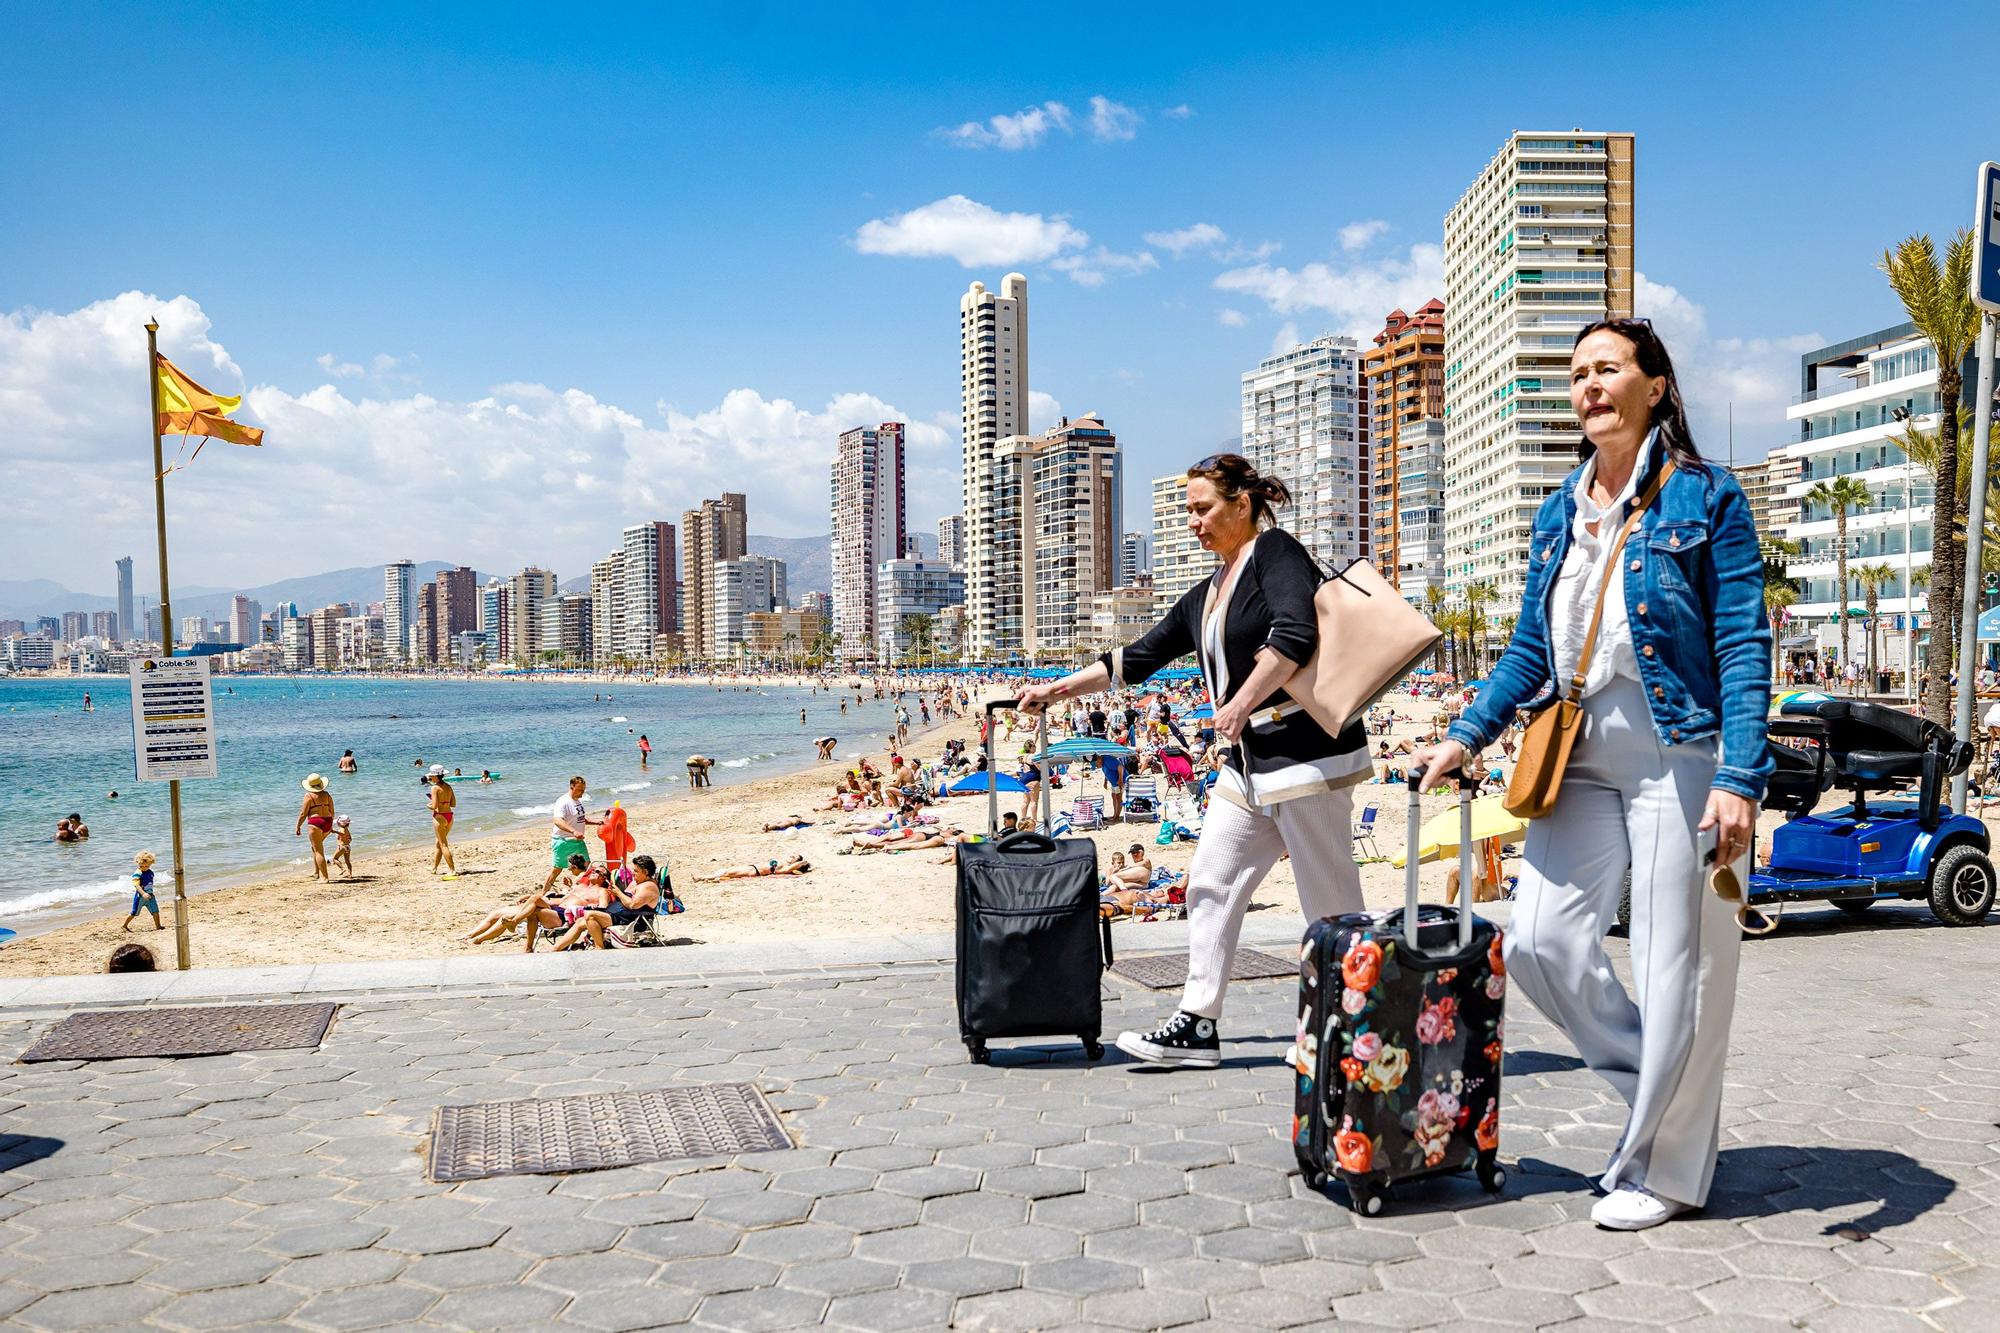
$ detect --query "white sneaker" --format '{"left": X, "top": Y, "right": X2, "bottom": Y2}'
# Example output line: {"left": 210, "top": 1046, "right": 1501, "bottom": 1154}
{"left": 1591, "top": 1185, "right": 1688, "bottom": 1231}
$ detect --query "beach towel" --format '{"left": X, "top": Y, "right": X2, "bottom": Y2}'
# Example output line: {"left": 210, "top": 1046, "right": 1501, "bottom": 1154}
{"left": 598, "top": 806, "right": 636, "bottom": 869}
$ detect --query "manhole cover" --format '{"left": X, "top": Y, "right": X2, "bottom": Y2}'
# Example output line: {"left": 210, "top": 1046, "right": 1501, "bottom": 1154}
{"left": 20, "top": 1002, "right": 336, "bottom": 1062}
{"left": 427, "top": 1083, "right": 792, "bottom": 1182}
{"left": 1111, "top": 947, "right": 1295, "bottom": 990}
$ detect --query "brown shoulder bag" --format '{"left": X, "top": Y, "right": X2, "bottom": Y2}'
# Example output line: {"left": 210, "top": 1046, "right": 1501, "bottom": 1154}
{"left": 1502, "top": 462, "right": 1674, "bottom": 820}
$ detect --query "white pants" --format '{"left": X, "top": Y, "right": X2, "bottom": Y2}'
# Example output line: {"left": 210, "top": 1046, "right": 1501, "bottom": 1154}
{"left": 1181, "top": 784, "right": 1362, "bottom": 1018}
{"left": 1506, "top": 675, "right": 1742, "bottom": 1207}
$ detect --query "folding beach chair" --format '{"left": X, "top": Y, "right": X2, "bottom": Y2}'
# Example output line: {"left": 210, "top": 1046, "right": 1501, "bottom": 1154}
{"left": 1069, "top": 796, "right": 1105, "bottom": 831}
{"left": 1123, "top": 776, "right": 1160, "bottom": 822}
{"left": 1160, "top": 749, "right": 1195, "bottom": 792}
{"left": 1352, "top": 803, "right": 1382, "bottom": 860}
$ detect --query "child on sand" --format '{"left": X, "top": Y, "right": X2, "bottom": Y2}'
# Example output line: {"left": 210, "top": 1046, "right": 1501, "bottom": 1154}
{"left": 124, "top": 851, "right": 162, "bottom": 932}
{"left": 331, "top": 816, "right": 353, "bottom": 877}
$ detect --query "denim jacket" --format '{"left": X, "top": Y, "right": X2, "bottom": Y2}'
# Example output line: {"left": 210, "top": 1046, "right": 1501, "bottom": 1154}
{"left": 1447, "top": 442, "right": 1773, "bottom": 802}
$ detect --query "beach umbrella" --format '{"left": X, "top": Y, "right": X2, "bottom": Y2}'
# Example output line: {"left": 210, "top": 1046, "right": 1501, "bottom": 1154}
{"left": 1034, "top": 738, "right": 1136, "bottom": 761}
{"left": 1185, "top": 704, "right": 1214, "bottom": 720}
{"left": 1391, "top": 794, "right": 1527, "bottom": 867}
{"left": 946, "top": 771, "right": 1028, "bottom": 795}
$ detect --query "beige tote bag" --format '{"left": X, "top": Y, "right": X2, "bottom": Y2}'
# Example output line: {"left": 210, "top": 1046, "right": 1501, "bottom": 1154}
{"left": 1281, "top": 558, "right": 1443, "bottom": 738}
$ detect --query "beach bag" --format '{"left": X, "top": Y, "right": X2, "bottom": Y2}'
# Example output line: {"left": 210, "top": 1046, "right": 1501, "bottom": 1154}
{"left": 1282, "top": 557, "right": 1443, "bottom": 738}
{"left": 1504, "top": 464, "right": 1672, "bottom": 821}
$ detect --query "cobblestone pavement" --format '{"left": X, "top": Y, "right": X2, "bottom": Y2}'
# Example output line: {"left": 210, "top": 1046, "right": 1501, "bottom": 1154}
{"left": 0, "top": 904, "right": 1995, "bottom": 1331}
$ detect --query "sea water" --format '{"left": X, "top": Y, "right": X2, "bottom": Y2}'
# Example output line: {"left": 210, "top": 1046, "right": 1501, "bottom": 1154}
{"left": 0, "top": 676, "right": 905, "bottom": 931}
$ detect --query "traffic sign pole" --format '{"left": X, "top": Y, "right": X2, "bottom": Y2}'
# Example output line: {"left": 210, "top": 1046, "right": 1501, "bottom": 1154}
{"left": 1955, "top": 162, "right": 2000, "bottom": 812}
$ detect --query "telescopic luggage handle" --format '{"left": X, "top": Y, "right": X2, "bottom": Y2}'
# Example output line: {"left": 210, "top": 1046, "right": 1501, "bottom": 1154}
{"left": 1403, "top": 769, "right": 1482, "bottom": 953}
{"left": 983, "top": 697, "right": 1052, "bottom": 835}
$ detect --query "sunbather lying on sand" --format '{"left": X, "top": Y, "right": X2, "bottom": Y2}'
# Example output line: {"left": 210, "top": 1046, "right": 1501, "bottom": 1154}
{"left": 870, "top": 826, "right": 966, "bottom": 854}
{"left": 700, "top": 854, "right": 811, "bottom": 881}
{"left": 763, "top": 815, "right": 812, "bottom": 831}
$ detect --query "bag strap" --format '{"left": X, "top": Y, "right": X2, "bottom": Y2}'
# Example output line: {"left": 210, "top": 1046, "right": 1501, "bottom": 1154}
{"left": 1566, "top": 460, "right": 1675, "bottom": 701}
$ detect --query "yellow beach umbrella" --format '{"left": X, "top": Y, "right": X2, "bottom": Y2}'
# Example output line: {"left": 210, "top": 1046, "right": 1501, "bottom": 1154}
{"left": 1391, "top": 794, "right": 1528, "bottom": 867}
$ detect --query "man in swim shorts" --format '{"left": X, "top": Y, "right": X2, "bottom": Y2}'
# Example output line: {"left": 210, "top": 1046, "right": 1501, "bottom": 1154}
{"left": 543, "top": 775, "right": 597, "bottom": 892}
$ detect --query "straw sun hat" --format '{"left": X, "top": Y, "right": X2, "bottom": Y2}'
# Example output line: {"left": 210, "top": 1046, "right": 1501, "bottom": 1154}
{"left": 302, "top": 774, "right": 327, "bottom": 791}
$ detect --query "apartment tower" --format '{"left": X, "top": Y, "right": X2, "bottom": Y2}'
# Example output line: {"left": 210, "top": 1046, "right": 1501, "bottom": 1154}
{"left": 506, "top": 567, "right": 558, "bottom": 663}
{"left": 680, "top": 494, "right": 748, "bottom": 660}
{"left": 1241, "top": 336, "right": 1371, "bottom": 570}
{"left": 115, "top": 557, "right": 134, "bottom": 643}
{"left": 984, "top": 414, "right": 1122, "bottom": 656}
{"left": 1442, "top": 131, "right": 1635, "bottom": 605}
{"left": 383, "top": 560, "right": 415, "bottom": 665}
{"left": 937, "top": 514, "right": 965, "bottom": 569}
{"left": 1363, "top": 300, "right": 1448, "bottom": 602}
{"left": 590, "top": 551, "right": 625, "bottom": 666}
{"left": 830, "top": 422, "right": 907, "bottom": 662}
{"left": 960, "top": 274, "right": 1029, "bottom": 658}
{"left": 620, "top": 521, "right": 677, "bottom": 659}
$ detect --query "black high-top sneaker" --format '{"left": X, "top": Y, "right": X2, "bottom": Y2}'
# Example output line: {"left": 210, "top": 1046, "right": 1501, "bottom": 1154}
{"left": 1116, "top": 1010, "right": 1222, "bottom": 1068}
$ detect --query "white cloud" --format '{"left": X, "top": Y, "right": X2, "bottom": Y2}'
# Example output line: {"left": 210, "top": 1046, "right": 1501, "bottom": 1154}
{"left": 1162, "top": 104, "right": 1195, "bottom": 120}
{"left": 1338, "top": 219, "right": 1390, "bottom": 252}
{"left": 1028, "top": 391, "right": 1064, "bottom": 434}
{"left": 1087, "top": 96, "right": 1141, "bottom": 143}
{"left": 1144, "top": 223, "right": 1226, "bottom": 258}
{"left": 315, "top": 353, "right": 364, "bottom": 379}
{"left": 1049, "top": 246, "right": 1158, "bottom": 288}
{"left": 0, "top": 291, "right": 951, "bottom": 586}
{"left": 935, "top": 100, "right": 1072, "bottom": 150}
{"left": 1215, "top": 242, "right": 1446, "bottom": 340}
{"left": 1270, "top": 323, "right": 1300, "bottom": 357}
{"left": 854, "top": 195, "right": 1088, "bottom": 268}
{"left": 1635, "top": 273, "right": 1822, "bottom": 462}
{"left": 1216, "top": 308, "right": 1247, "bottom": 328}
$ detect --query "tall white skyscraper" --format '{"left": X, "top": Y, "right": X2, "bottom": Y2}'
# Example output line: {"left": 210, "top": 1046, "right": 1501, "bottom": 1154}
{"left": 711, "top": 555, "right": 787, "bottom": 655}
{"left": 230, "top": 595, "right": 261, "bottom": 646}
{"left": 590, "top": 551, "right": 625, "bottom": 665}
{"left": 383, "top": 560, "right": 415, "bottom": 665}
{"left": 115, "top": 557, "right": 134, "bottom": 643}
{"left": 620, "top": 521, "right": 676, "bottom": 658}
{"left": 1151, "top": 472, "right": 1216, "bottom": 618}
{"left": 961, "top": 273, "right": 1029, "bottom": 658}
{"left": 507, "top": 567, "right": 557, "bottom": 663}
{"left": 1241, "top": 336, "right": 1372, "bottom": 571}
{"left": 1442, "top": 130, "right": 1634, "bottom": 603}
{"left": 830, "top": 422, "right": 906, "bottom": 662}
{"left": 1120, "top": 532, "right": 1148, "bottom": 586}
{"left": 937, "top": 514, "right": 965, "bottom": 569}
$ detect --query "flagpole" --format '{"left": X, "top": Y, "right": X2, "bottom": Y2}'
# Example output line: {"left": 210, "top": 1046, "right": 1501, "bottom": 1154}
{"left": 147, "top": 319, "right": 192, "bottom": 972}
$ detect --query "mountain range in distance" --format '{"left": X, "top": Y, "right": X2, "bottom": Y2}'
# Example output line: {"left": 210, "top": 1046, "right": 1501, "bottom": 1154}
{"left": 0, "top": 531, "right": 927, "bottom": 624}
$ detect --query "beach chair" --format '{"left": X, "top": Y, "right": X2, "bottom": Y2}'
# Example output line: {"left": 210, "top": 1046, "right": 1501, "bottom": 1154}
{"left": 1160, "top": 748, "right": 1195, "bottom": 792}
{"left": 1123, "top": 776, "right": 1160, "bottom": 823}
{"left": 1352, "top": 803, "right": 1381, "bottom": 860}
{"left": 1069, "top": 797, "right": 1105, "bottom": 831}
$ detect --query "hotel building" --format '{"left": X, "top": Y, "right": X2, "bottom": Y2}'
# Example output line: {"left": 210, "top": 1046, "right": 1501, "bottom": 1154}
{"left": 875, "top": 558, "right": 965, "bottom": 662}
{"left": 621, "top": 521, "right": 677, "bottom": 660}
{"left": 1363, "top": 300, "right": 1447, "bottom": 602}
{"left": 830, "top": 423, "right": 907, "bottom": 662}
{"left": 1241, "top": 336, "right": 1371, "bottom": 570}
{"left": 1150, "top": 472, "right": 1216, "bottom": 619}
{"left": 682, "top": 494, "right": 748, "bottom": 660}
{"left": 961, "top": 274, "right": 1030, "bottom": 658}
{"left": 1442, "top": 131, "right": 1635, "bottom": 604}
{"left": 383, "top": 560, "right": 415, "bottom": 665}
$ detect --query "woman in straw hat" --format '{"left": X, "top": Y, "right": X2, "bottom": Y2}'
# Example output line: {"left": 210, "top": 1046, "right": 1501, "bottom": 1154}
{"left": 294, "top": 774, "right": 336, "bottom": 883}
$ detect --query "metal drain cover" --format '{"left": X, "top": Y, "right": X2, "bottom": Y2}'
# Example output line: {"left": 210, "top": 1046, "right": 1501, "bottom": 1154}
{"left": 19, "top": 1002, "right": 337, "bottom": 1062}
{"left": 1111, "top": 947, "right": 1295, "bottom": 991}
{"left": 427, "top": 1083, "right": 792, "bottom": 1182}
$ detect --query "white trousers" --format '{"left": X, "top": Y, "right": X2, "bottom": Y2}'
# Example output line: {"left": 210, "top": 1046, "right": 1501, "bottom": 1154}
{"left": 1506, "top": 675, "right": 1743, "bottom": 1207}
{"left": 1182, "top": 784, "right": 1362, "bottom": 1018}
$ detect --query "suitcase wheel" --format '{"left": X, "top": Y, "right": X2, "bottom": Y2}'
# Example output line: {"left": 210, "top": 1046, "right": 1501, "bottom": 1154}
{"left": 1082, "top": 1038, "right": 1105, "bottom": 1062}
{"left": 1347, "top": 1179, "right": 1386, "bottom": 1217}
{"left": 1477, "top": 1151, "right": 1506, "bottom": 1195}
{"left": 967, "top": 1042, "right": 991, "bottom": 1065}
{"left": 1302, "top": 1168, "right": 1328, "bottom": 1192}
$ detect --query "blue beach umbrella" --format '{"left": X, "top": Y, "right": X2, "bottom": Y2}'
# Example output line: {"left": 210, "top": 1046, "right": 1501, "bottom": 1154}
{"left": 1034, "top": 738, "right": 1136, "bottom": 761}
{"left": 946, "top": 771, "right": 1029, "bottom": 795}
{"left": 1185, "top": 704, "right": 1214, "bottom": 720}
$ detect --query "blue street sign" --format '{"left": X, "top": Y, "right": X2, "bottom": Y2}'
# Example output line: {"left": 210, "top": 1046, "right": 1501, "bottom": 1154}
{"left": 1977, "top": 161, "right": 2000, "bottom": 314}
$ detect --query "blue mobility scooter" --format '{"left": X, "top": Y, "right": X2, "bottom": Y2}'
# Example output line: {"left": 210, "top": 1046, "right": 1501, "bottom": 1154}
{"left": 1747, "top": 696, "right": 1996, "bottom": 927}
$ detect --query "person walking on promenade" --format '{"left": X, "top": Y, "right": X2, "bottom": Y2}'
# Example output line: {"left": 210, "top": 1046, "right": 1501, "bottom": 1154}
{"left": 1412, "top": 318, "right": 1771, "bottom": 1232}
{"left": 1017, "top": 453, "right": 1369, "bottom": 1069}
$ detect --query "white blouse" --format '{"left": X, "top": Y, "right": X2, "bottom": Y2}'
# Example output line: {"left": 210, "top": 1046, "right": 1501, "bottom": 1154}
{"left": 1548, "top": 431, "right": 1657, "bottom": 699}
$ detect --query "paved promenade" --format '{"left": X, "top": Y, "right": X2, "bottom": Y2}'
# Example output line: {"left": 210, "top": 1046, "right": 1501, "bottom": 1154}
{"left": 0, "top": 906, "right": 1994, "bottom": 1331}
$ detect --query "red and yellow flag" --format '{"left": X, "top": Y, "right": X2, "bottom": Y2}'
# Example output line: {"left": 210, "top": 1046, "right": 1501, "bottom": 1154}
{"left": 156, "top": 355, "right": 264, "bottom": 447}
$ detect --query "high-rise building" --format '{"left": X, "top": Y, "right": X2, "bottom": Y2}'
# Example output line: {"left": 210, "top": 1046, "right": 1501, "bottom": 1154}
{"left": 1776, "top": 323, "right": 1969, "bottom": 671}
{"left": 1443, "top": 130, "right": 1635, "bottom": 605}
{"left": 311, "top": 606, "right": 345, "bottom": 672}
{"left": 537, "top": 594, "right": 592, "bottom": 661}
{"left": 590, "top": 551, "right": 624, "bottom": 666}
{"left": 337, "top": 615, "right": 384, "bottom": 670}
{"left": 177, "top": 614, "right": 204, "bottom": 646}
{"left": 1151, "top": 472, "right": 1216, "bottom": 618}
{"left": 507, "top": 568, "right": 558, "bottom": 663}
{"left": 978, "top": 414, "right": 1123, "bottom": 657}
{"left": 621, "top": 521, "right": 677, "bottom": 660}
{"left": 937, "top": 514, "right": 965, "bottom": 569}
{"left": 830, "top": 422, "right": 907, "bottom": 662}
{"left": 1364, "top": 300, "right": 1448, "bottom": 603}
{"left": 711, "top": 555, "right": 786, "bottom": 656}
{"left": 797, "top": 590, "right": 833, "bottom": 620}
{"left": 1082, "top": 586, "right": 1159, "bottom": 653}
{"left": 115, "top": 557, "right": 133, "bottom": 643}
{"left": 1120, "top": 532, "right": 1149, "bottom": 586}
{"left": 141, "top": 605, "right": 160, "bottom": 645}
{"left": 1242, "top": 336, "right": 1371, "bottom": 572}
{"left": 90, "top": 611, "right": 118, "bottom": 641}
{"left": 436, "top": 566, "right": 478, "bottom": 646}
{"left": 875, "top": 559, "right": 966, "bottom": 661}
{"left": 230, "top": 595, "right": 261, "bottom": 647}
{"left": 745, "top": 610, "right": 826, "bottom": 663}
{"left": 383, "top": 561, "right": 415, "bottom": 665}
{"left": 961, "top": 273, "right": 1030, "bottom": 658}
{"left": 680, "top": 494, "right": 748, "bottom": 659}
{"left": 415, "top": 583, "right": 440, "bottom": 666}
{"left": 478, "top": 578, "right": 508, "bottom": 658}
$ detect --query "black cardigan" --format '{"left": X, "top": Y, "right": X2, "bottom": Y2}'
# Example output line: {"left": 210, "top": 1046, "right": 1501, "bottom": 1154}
{"left": 1101, "top": 529, "right": 1367, "bottom": 782}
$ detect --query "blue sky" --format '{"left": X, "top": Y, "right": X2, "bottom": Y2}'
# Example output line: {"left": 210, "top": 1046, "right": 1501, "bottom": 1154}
{"left": 4, "top": 1, "right": 1998, "bottom": 590}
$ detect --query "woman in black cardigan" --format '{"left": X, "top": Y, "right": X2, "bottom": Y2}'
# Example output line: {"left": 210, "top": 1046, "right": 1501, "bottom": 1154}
{"left": 1018, "top": 454, "right": 1369, "bottom": 1067}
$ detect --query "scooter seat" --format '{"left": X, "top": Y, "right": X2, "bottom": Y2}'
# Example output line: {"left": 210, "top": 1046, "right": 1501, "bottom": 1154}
{"left": 1840, "top": 749, "right": 1925, "bottom": 784}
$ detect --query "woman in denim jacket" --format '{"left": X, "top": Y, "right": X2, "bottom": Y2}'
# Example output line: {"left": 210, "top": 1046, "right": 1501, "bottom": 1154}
{"left": 1414, "top": 318, "right": 1771, "bottom": 1231}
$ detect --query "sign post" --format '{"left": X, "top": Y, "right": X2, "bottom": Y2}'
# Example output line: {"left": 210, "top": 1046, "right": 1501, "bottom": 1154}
{"left": 1959, "top": 163, "right": 2000, "bottom": 810}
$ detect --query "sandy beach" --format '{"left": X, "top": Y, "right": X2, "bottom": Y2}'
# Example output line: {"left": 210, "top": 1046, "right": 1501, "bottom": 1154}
{"left": 0, "top": 688, "right": 1816, "bottom": 979}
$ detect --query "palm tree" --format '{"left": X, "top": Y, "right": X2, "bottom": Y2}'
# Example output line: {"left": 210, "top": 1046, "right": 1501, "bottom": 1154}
{"left": 1854, "top": 563, "right": 1897, "bottom": 690}
{"left": 1764, "top": 582, "right": 1799, "bottom": 684}
{"left": 1881, "top": 230, "right": 1981, "bottom": 726}
{"left": 1423, "top": 583, "right": 1447, "bottom": 627}
{"left": 1463, "top": 579, "right": 1497, "bottom": 673}
{"left": 900, "top": 613, "right": 935, "bottom": 667}
{"left": 1805, "top": 476, "right": 1873, "bottom": 670}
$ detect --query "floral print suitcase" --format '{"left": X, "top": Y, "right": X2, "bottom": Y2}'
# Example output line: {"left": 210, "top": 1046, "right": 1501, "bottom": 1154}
{"left": 1293, "top": 776, "right": 1508, "bottom": 1214}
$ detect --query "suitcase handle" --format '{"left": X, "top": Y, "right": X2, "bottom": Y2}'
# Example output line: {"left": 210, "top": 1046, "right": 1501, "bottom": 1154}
{"left": 1100, "top": 914, "right": 1115, "bottom": 967}
{"left": 995, "top": 830, "right": 1058, "bottom": 854}
{"left": 1403, "top": 770, "right": 1484, "bottom": 953}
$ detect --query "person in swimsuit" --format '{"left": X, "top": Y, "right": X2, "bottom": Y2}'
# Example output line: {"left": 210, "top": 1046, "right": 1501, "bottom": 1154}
{"left": 546, "top": 867, "right": 663, "bottom": 951}
{"left": 426, "top": 766, "right": 458, "bottom": 878}
{"left": 67, "top": 812, "right": 89, "bottom": 840}
{"left": 698, "top": 854, "right": 811, "bottom": 881}
{"left": 338, "top": 749, "right": 358, "bottom": 773}
{"left": 638, "top": 734, "right": 651, "bottom": 767}
{"left": 330, "top": 815, "right": 354, "bottom": 878}
{"left": 686, "top": 755, "right": 714, "bottom": 788}
{"left": 124, "top": 851, "right": 162, "bottom": 932}
{"left": 815, "top": 736, "right": 837, "bottom": 761}
{"left": 295, "top": 774, "right": 335, "bottom": 882}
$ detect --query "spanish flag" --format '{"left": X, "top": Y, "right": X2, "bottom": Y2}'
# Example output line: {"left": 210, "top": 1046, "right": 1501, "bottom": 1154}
{"left": 156, "top": 354, "right": 264, "bottom": 447}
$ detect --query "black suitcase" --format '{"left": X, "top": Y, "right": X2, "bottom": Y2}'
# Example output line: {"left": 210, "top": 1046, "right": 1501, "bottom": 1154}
{"left": 955, "top": 698, "right": 1112, "bottom": 1064}
{"left": 1294, "top": 773, "right": 1508, "bottom": 1214}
